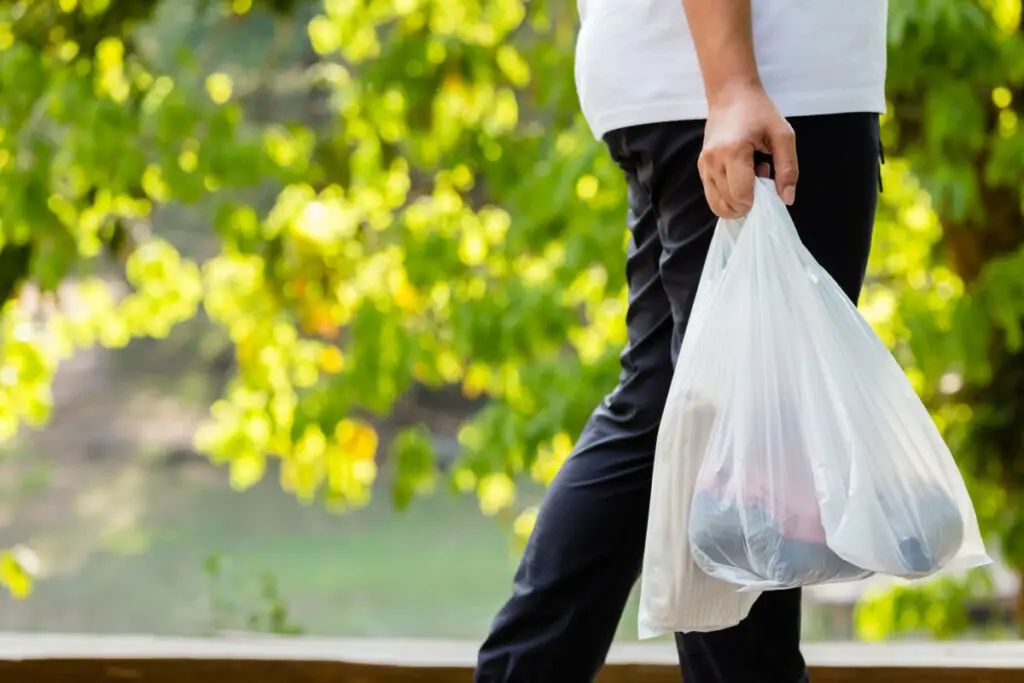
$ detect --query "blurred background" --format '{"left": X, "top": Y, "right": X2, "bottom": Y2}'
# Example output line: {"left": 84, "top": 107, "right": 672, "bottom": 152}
{"left": 0, "top": 0, "right": 1022, "bottom": 647}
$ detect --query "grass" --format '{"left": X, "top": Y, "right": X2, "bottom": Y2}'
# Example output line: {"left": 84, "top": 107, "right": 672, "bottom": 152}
{"left": 0, "top": 459, "right": 653, "bottom": 640}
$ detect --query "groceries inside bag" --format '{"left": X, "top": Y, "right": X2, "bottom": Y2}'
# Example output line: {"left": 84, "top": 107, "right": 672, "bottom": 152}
{"left": 638, "top": 179, "right": 989, "bottom": 637}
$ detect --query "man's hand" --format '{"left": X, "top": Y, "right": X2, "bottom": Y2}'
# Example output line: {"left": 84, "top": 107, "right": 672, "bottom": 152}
{"left": 680, "top": 0, "right": 799, "bottom": 218}
{"left": 699, "top": 83, "right": 798, "bottom": 218}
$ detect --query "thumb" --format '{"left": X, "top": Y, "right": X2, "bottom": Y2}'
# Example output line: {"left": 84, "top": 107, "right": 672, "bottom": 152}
{"left": 768, "top": 123, "right": 798, "bottom": 205}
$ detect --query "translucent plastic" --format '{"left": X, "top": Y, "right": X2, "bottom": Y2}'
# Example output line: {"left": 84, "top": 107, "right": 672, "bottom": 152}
{"left": 638, "top": 211, "right": 760, "bottom": 638}
{"left": 639, "top": 179, "right": 990, "bottom": 636}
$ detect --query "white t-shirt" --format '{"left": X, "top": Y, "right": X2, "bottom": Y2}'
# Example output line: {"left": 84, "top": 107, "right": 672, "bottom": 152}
{"left": 575, "top": 0, "right": 888, "bottom": 139}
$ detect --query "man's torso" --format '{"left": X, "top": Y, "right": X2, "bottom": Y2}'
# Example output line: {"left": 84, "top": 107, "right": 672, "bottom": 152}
{"left": 575, "top": 0, "right": 889, "bottom": 139}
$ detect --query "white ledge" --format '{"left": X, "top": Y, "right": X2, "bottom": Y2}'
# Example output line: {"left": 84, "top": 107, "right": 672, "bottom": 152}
{"left": 0, "top": 634, "right": 1022, "bottom": 670}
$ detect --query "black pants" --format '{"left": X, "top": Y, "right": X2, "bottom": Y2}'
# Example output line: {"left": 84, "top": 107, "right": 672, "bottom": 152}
{"left": 475, "top": 113, "right": 881, "bottom": 683}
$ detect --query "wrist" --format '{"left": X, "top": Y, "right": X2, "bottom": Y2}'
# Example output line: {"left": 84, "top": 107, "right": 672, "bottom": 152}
{"left": 705, "top": 76, "right": 765, "bottom": 109}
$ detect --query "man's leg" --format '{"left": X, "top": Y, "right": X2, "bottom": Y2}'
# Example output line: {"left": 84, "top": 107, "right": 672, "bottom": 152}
{"left": 475, "top": 133, "right": 688, "bottom": 683}
{"left": 630, "top": 112, "right": 880, "bottom": 682}
{"left": 476, "top": 111, "right": 878, "bottom": 683}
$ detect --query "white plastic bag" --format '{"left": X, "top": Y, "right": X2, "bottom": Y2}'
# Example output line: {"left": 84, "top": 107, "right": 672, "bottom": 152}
{"left": 638, "top": 211, "right": 761, "bottom": 639}
{"left": 639, "top": 179, "right": 989, "bottom": 636}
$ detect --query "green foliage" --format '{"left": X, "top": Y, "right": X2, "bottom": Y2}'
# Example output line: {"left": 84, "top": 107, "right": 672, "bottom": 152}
{"left": 851, "top": 0, "right": 1024, "bottom": 639}
{"left": 202, "top": 552, "right": 305, "bottom": 635}
{"left": 854, "top": 568, "right": 998, "bottom": 640}
{"left": 0, "top": 0, "right": 1022, "bottom": 640}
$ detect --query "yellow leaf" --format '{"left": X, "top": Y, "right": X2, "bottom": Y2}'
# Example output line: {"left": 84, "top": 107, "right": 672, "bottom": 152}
{"left": 141, "top": 164, "right": 169, "bottom": 202}
{"left": 453, "top": 468, "right": 477, "bottom": 493}
{"left": 905, "top": 367, "right": 926, "bottom": 395}
{"left": 412, "top": 361, "right": 433, "bottom": 383}
{"left": 178, "top": 149, "right": 198, "bottom": 173}
{"left": 436, "top": 350, "right": 464, "bottom": 383}
{"left": 458, "top": 231, "right": 488, "bottom": 266}
{"left": 0, "top": 552, "right": 32, "bottom": 599}
{"left": 336, "top": 419, "right": 378, "bottom": 461}
{"left": 551, "top": 432, "right": 573, "bottom": 459}
{"left": 513, "top": 507, "right": 538, "bottom": 545}
{"left": 230, "top": 453, "right": 265, "bottom": 491}
{"left": 205, "top": 72, "right": 234, "bottom": 105}
{"left": 319, "top": 346, "right": 345, "bottom": 374}
{"left": 576, "top": 174, "right": 599, "bottom": 201}
{"left": 990, "top": 0, "right": 1021, "bottom": 32}
{"left": 495, "top": 45, "right": 531, "bottom": 87}
{"left": 352, "top": 459, "right": 377, "bottom": 486}
{"left": 308, "top": 16, "right": 339, "bottom": 55}
{"left": 392, "top": 280, "right": 422, "bottom": 313}
{"left": 999, "top": 109, "right": 1018, "bottom": 137}
{"left": 296, "top": 424, "right": 327, "bottom": 463}
{"left": 531, "top": 433, "right": 573, "bottom": 486}
{"left": 992, "top": 86, "right": 1013, "bottom": 109}
{"left": 462, "top": 363, "right": 491, "bottom": 399}
{"left": 451, "top": 165, "right": 474, "bottom": 190}
{"left": 478, "top": 473, "right": 516, "bottom": 515}
{"left": 427, "top": 39, "right": 447, "bottom": 65}
{"left": 308, "top": 304, "right": 338, "bottom": 340}
{"left": 388, "top": 269, "right": 422, "bottom": 313}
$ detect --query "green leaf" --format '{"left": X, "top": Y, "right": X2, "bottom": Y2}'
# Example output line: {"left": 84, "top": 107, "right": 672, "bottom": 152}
{"left": 391, "top": 425, "right": 439, "bottom": 510}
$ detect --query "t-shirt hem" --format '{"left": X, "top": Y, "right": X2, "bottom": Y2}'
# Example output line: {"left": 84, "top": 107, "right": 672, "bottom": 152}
{"left": 585, "top": 88, "right": 886, "bottom": 140}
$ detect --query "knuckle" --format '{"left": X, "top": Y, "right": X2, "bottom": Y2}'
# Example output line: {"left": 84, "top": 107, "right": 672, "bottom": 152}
{"left": 706, "top": 196, "right": 724, "bottom": 217}
{"left": 723, "top": 140, "right": 748, "bottom": 156}
{"left": 705, "top": 139, "right": 744, "bottom": 158}
{"left": 700, "top": 147, "right": 721, "bottom": 166}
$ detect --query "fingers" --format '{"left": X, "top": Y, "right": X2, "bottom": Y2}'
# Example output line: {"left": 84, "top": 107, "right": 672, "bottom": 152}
{"left": 701, "top": 171, "right": 734, "bottom": 219}
{"left": 699, "top": 119, "right": 798, "bottom": 217}
{"left": 767, "top": 122, "right": 798, "bottom": 205}
{"left": 699, "top": 143, "right": 755, "bottom": 219}
{"left": 724, "top": 151, "right": 756, "bottom": 215}
{"left": 698, "top": 153, "right": 731, "bottom": 218}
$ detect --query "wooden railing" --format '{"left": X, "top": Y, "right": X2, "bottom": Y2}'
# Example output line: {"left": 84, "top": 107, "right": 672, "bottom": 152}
{"left": 1, "top": 634, "right": 1023, "bottom": 682}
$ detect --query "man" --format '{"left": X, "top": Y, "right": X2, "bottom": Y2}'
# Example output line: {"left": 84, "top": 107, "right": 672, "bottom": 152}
{"left": 476, "top": 1, "right": 888, "bottom": 681}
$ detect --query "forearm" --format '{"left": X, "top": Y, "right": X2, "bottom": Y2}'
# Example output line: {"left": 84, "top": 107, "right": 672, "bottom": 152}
{"left": 681, "top": 0, "right": 761, "bottom": 105}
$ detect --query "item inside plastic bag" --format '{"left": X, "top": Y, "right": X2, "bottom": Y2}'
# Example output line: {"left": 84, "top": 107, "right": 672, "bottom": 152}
{"left": 684, "top": 395, "right": 965, "bottom": 588}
